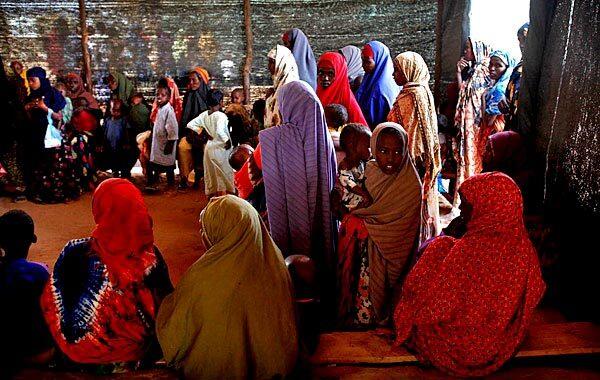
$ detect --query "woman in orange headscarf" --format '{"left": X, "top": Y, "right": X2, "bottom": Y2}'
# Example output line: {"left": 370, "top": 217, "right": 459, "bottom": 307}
{"left": 394, "top": 172, "right": 545, "bottom": 377}
{"left": 41, "top": 179, "right": 173, "bottom": 368}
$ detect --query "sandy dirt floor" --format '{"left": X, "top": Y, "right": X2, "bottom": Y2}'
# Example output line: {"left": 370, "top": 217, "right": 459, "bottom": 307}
{"left": 0, "top": 175, "right": 208, "bottom": 284}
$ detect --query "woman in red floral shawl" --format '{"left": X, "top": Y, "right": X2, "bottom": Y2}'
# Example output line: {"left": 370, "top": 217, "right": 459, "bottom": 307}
{"left": 41, "top": 179, "right": 172, "bottom": 368}
{"left": 393, "top": 172, "right": 545, "bottom": 377}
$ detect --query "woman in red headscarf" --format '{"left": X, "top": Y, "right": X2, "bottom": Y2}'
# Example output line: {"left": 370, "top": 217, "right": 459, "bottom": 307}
{"left": 317, "top": 52, "right": 368, "bottom": 126}
{"left": 41, "top": 179, "right": 173, "bottom": 369}
{"left": 393, "top": 172, "right": 545, "bottom": 377}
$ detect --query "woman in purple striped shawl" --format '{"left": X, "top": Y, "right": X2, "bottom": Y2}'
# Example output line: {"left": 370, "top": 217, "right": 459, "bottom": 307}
{"left": 259, "top": 80, "right": 337, "bottom": 319}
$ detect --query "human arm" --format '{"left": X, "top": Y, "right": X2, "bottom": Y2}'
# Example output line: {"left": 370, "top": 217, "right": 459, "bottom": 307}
{"left": 456, "top": 57, "right": 469, "bottom": 86}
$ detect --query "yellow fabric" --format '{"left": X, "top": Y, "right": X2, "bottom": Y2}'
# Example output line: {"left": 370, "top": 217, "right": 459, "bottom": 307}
{"left": 388, "top": 51, "right": 442, "bottom": 242}
{"left": 156, "top": 195, "right": 298, "bottom": 379}
{"left": 177, "top": 137, "right": 194, "bottom": 179}
{"left": 20, "top": 71, "right": 30, "bottom": 94}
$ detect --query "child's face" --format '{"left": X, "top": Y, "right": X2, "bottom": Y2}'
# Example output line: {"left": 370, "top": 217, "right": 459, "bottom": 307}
{"left": 318, "top": 67, "right": 335, "bottom": 89}
{"left": 489, "top": 57, "right": 507, "bottom": 81}
{"left": 324, "top": 109, "right": 338, "bottom": 130}
{"left": 75, "top": 98, "right": 89, "bottom": 109}
{"left": 188, "top": 73, "right": 200, "bottom": 90}
{"left": 156, "top": 87, "right": 170, "bottom": 107}
{"left": 67, "top": 76, "right": 79, "bottom": 92}
{"left": 463, "top": 39, "right": 475, "bottom": 61}
{"left": 131, "top": 96, "right": 142, "bottom": 106}
{"left": 356, "top": 133, "right": 372, "bottom": 162}
{"left": 268, "top": 58, "right": 276, "bottom": 76}
{"left": 57, "top": 86, "right": 67, "bottom": 97}
{"left": 375, "top": 131, "right": 404, "bottom": 175}
{"left": 11, "top": 62, "right": 23, "bottom": 75}
{"left": 28, "top": 77, "right": 41, "bottom": 90}
{"left": 111, "top": 102, "right": 122, "bottom": 119}
{"left": 231, "top": 91, "right": 244, "bottom": 105}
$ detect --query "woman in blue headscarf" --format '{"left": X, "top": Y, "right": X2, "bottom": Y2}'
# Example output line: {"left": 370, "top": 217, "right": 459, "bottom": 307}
{"left": 476, "top": 50, "right": 517, "bottom": 164}
{"left": 356, "top": 41, "right": 399, "bottom": 129}
{"left": 282, "top": 28, "right": 317, "bottom": 90}
{"left": 24, "top": 67, "right": 84, "bottom": 203}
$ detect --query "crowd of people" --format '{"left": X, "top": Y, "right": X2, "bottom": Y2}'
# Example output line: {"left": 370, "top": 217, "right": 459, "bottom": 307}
{"left": 0, "top": 24, "right": 546, "bottom": 378}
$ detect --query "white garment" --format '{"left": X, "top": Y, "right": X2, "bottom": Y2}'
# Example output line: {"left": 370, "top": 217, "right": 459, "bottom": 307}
{"left": 187, "top": 110, "right": 234, "bottom": 195}
{"left": 150, "top": 103, "right": 179, "bottom": 166}
{"left": 264, "top": 45, "right": 299, "bottom": 128}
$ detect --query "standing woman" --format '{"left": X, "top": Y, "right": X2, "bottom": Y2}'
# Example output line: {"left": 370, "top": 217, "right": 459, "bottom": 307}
{"left": 478, "top": 50, "right": 516, "bottom": 164}
{"left": 339, "top": 45, "right": 365, "bottom": 93}
{"left": 177, "top": 67, "right": 210, "bottom": 189}
{"left": 338, "top": 123, "right": 421, "bottom": 327}
{"left": 356, "top": 41, "right": 399, "bottom": 129}
{"left": 107, "top": 72, "right": 134, "bottom": 108}
{"left": 65, "top": 72, "right": 99, "bottom": 111}
{"left": 388, "top": 51, "right": 441, "bottom": 242}
{"left": 453, "top": 38, "right": 491, "bottom": 204}
{"left": 260, "top": 81, "right": 337, "bottom": 314}
{"left": 317, "top": 52, "right": 368, "bottom": 126}
{"left": 41, "top": 179, "right": 173, "bottom": 369}
{"left": 282, "top": 28, "right": 317, "bottom": 90}
{"left": 23, "top": 67, "right": 74, "bottom": 203}
{"left": 264, "top": 45, "right": 299, "bottom": 128}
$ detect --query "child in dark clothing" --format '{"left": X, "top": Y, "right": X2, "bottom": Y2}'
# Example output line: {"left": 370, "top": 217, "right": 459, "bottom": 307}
{"left": 0, "top": 210, "right": 54, "bottom": 375}
{"left": 104, "top": 99, "right": 135, "bottom": 178}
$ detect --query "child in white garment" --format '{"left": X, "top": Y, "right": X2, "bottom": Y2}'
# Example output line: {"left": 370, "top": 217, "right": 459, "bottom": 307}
{"left": 186, "top": 89, "right": 233, "bottom": 198}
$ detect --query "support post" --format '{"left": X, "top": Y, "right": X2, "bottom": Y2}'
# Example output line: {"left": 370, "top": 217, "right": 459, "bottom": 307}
{"left": 78, "top": 0, "right": 93, "bottom": 91}
{"left": 242, "top": 0, "right": 253, "bottom": 105}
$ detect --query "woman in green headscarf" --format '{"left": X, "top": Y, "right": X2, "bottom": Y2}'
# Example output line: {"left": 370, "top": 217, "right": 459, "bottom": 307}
{"left": 156, "top": 195, "right": 298, "bottom": 379}
{"left": 107, "top": 72, "right": 134, "bottom": 105}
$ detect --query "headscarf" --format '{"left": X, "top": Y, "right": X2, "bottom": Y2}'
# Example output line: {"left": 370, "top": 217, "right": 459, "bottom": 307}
{"left": 339, "top": 45, "right": 365, "bottom": 83}
{"left": 181, "top": 68, "right": 210, "bottom": 130}
{"left": 156, "top": 195, "right": 298, "bottom": 379}
{"left": 352, "top": 122, "right": 422, "bottom": 320}
{"left": 317, "top": 52, "right": 368, "bottom": 126}
{"left": 108, "top": 72, "right": 134, "bottom": 103}
{"left": 283, "top": 28, "right": 317, "bottom": 89}
{"left": 90, "top": 178, "right": 157, "bottom": 288}
{"left": 388, "top": 51, "right": 441, "bottom": 195}
{"left": 41, "top": 178, "right": 160, "bottom": 364}
{"left": 191, "top": 66, "right": 210, "bottom": 86}
{"left": 264, "top": 45, "right": 299, "bottom": 128}
{"left": 485, "top": 131, "right": 528, "bottom": 191}
{"left": 150, "top": 77, "right": 183, "bottom": 124}
{"left": 485, "top": 50, "right": 517, "bottom": 116}
{"left": 356, "top": 41, "right": 400, "bottom": 128}
{"left": 26, "top": 67, "right": 66, "bottom": 112}
{"left": 260, "top": 80, "right": 337, "bottom": 271}
{"left": 457, "top": 37, "right": 492, "bottom": 124}
{"left": 65, "top": 72, "right": 99, "bottom": 109}
{"left": 393, "top": 172, "right": 545, "bottom": 377}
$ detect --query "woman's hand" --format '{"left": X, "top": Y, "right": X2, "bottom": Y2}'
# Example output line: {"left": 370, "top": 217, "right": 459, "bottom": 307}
{"left": 37, "top": 98, "right": 49, "bottom": 113}
{"left": 456, "top": 57, "right": 469, "bottom": 74}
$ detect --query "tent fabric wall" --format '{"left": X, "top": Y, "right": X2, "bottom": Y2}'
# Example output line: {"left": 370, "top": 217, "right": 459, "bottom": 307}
{"left": 520, "top": 0, "right": 599, "bottom": 320}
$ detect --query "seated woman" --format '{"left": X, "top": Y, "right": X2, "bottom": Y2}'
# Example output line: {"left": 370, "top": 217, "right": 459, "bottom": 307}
{"left": 337, "top": 122, "right": 421, "bottom": 328}
{"left": 41, "top": 178, "right": 173, "bottom": 370}
{"left": 156, "top": 195, "right": 297, "bottom": 379}
{"left": 393, "top": 172, "right": 545, "bottom": 377}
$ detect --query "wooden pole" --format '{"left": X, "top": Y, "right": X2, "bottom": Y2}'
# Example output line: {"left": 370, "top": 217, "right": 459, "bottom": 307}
{"left": 433, "top": 0, "right": 444, "bottom": 105}
{"left": 242, "top": 0, "right": 253, "bottom": 105}
{"left": 78, "top": 0, "right": 93, "bottom": 91}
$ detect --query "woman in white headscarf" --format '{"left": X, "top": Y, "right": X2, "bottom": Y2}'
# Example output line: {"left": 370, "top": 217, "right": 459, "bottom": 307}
{"left": 264, "top": 45, "right": 299, "bottom": 128}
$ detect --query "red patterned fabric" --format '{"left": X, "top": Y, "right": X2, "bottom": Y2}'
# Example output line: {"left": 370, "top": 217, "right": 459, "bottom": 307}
{"left": 336, "top": 214, "right": 369, "bottom": 323}
{"left": 393, "top": 172, "right": 545, "bottom": 377}
{"left": 316, "top": 52, "right": 368, "bottom": 125}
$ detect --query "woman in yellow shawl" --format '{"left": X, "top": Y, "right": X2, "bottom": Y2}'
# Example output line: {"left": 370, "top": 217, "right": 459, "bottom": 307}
{"left": 156, "top": 195, "right": 298, "bottom": 379}
{"left": 388, "top": 51, "right": 441, "bottom": 243}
